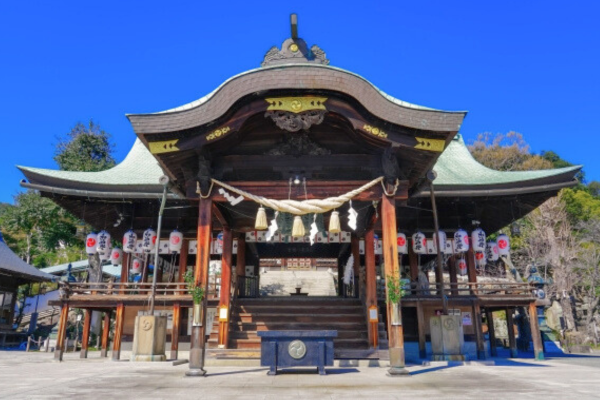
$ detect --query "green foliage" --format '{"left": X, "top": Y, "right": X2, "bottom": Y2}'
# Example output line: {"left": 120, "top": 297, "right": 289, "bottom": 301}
{"left": 54, "top": 120, "right": 115, "bottom": 172}
{"left": 184, "top": 270, "right": 205, "bottom": 304}
{"left": 560, "top": 188, "right": 600, "bottom": 222}
{"left": 385, "top": 275, "right": 405, "bottom": 304}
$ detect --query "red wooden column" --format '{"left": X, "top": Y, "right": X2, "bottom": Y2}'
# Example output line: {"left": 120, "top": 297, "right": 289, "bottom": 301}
{"left": 80, "top": 309, "right": 92, "bottom": 359}
{"left": 448, "top": 255, "right": 458, "bottom": 296}
{"left": 187, "top": 198, "right": 212, "bottom": 377}
{"left": 120, "top": 252, "right": 130, "bottom": 295}
{"left": 218, "top": 228, "right": 233, "bottom": 348}
{"left": 506, "top": 307, "right": 518, "bottom": 358}
{"left": 381, "top": 189, "right": 408, "bottom": 376}
{"left": 111, "top": 303, "right": 125, "bottom": 361}
{"left": 54, "top": 303, "right": 69, "bottom": 361}
{"left": 170, "top": 303, "right": 181, "bottom": 360}
{"left": 529, "top": 302, "right": 545, "bottom": 360}
{"left": 235, "top": 236, "right": 246, "bottom": 296}
{"left": 472, "top": 300, "right": 486, "bottom": 359}
{"left": 351, "top": 236, "right": 361, "bottom": 298}
{"left": 100, "top": 311, "right": 111, "bottom": 357}
{"left": 365, "top": 229, "right": 377, "bottom": 347}
{"left": 178, "top": 239, "right": 189, "bottom": 291}
{"left": 416, "top": 301, "right": 427, "bottom": 359}
{"left": 466, "top": 248, "right": 478, "bottom": 294}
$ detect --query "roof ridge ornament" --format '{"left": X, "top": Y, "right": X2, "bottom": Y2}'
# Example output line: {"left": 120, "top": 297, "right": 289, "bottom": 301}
{"left": 261, "top": 14, "right": 329, "bottom": 67}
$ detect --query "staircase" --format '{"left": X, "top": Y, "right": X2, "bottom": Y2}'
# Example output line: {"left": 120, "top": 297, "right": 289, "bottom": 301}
{"left": 207, "top": 297, "right": 369, "bottom": 351}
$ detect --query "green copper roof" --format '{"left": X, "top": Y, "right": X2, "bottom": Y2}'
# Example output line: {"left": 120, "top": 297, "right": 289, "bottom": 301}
{"left": 432, "top": 135, "right": 582, "bottom": 187}
{"left": 19, "top": 139, "right": 165, "bottom": 191}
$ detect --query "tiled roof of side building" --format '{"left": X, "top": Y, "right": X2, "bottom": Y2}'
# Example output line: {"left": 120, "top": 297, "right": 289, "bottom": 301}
{"left": 0, "top": 232, "right": 54, "bottom": 282}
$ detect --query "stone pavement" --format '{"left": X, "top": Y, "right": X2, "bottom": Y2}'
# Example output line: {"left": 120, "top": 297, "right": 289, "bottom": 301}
{"left": 1, "top": 350, "right": 599, "bottom": 400}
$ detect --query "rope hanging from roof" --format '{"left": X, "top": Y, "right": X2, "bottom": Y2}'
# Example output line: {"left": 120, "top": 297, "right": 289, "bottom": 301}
{"left": 209, "top": 176, "right": 386, "bottom": 215}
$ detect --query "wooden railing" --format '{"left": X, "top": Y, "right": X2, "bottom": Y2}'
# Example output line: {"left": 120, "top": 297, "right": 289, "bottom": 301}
{"left": 59, "top": 281, "right": 220, "bottom": 300}
{"left": 405, "top": 281, "right": 535, "bottom": 297}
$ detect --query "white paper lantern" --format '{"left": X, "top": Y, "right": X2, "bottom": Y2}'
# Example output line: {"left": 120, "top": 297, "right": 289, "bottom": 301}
{"left": 471, "top": 228, "right": 486, "bottom": 252}
{"left": 97, "top": 230, "right": 111, "bottom": 253}
{"left": 497, "top": 234, "right": 510, "bottom": 256}
{"left": 142, "top": 228, "right": 157, "bottom": 252}
{"left": 412, "top": 231, "right": 427, "bottom": 254}
{"left": 475, "top": 251, "right": 486, "bottom": 268}
{"left": 123, "top": 230, "right": 137, "bottom": 253}
{"left": 486, "top": 241, "right": 499, "bottom": 261}
{"left": 396, "top": 233, "right": 408, "bottom": 254}
{"left": 169, "top": 230, "right": 184, "bottom": 253}
{"left": 453, "top": 229, "right": 470, "bottom": 253}
{"left": 457, "top": 258, "right": 468, "bottom": 276}
{"left": 86, "top": 233, "right": 98, "bottom": 255}
{"left": 98, "top": 248, "right": 110, "bottom": 261}
{"left": 433, "top": 231, "right": 447, "bottom": 253}
{"left": 111, "top": 248, "right": 123, "bottom": 266}
{"left": 130, "top": 258, "right": 142, "bottom": 274}
{"left": 444, "top": 239, "right": 454, "bottom": 255}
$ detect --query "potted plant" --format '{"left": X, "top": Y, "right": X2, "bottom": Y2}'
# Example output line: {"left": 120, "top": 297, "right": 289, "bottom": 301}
{"left": 184, "top": 271, "right": 205, "bottom": 326}
{"left": 386, "top": 275, "right": 405, "bottom": 326}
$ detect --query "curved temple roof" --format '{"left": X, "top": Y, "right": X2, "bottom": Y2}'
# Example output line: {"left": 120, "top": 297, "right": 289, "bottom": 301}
{"left": 0, "top": 232, "right": 54, "bottom": 282}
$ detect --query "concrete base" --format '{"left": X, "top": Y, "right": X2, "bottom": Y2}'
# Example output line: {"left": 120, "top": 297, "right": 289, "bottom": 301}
{"left": 431, "top": 354, "right": 466, "bottom": 361}
{"left": 185, "top": 368, "right": 207, "bottom": 377}
{"left": 131, "top": 314, "right": 167, "bottom": 362}
{"left": 387, "top": 367, "right": 411, "bottom": 377}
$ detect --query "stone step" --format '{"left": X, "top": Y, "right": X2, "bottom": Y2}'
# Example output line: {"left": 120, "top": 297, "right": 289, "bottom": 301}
{"left": 233, "top": 313, "right": 364, "bottom": 323}
{"left": 229, "top": 321, "right": 367, "bottom": 332}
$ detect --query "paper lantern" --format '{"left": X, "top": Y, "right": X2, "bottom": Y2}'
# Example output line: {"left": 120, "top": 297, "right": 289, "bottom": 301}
{"left": 142, "top": 228, "right": 157, "bottom": 252}
{"left": 486, "top": 241, "right": 499, "bottom": 261}
{"left": 98, "top": 248, "right": 110, "bottom": 261}
{"left": 97, "top": 230, "right": 111, "bottom": 253}
{"left": 130, "top": 258, "right": 142, "bottom": 274}
{"left": 412, "top": 231, "right": 427, "bottom": 254}
{"left": 457, "top": 258, "right": 468, "bottom": 276}
{"left": 110, "top": 248, "right": 123, "bottom": 265}
{"left": 475, "top": 251, "right": 486, "bottom": 268}
{"left": 497, "top": 234, "right": 510, "bottom": 256}
{"left": 86, "top": 233, "right": 98, "bottom": 255}
{"left": 444, "top": 239, "right": 454, "bottom": 255}
{"left": 453, "top": 229, "right": 469, "bottom": 253}
{"left": 169, "top": 230, "right": 184, "bottom": 253}
{"left": 123, "top": 230, "right": 137, "bottom": 253}
{"left": 471, "top": 228, "right": 486, "bottom": 252}
{"left": 433, "top": 231, "right": 447, "bottom": 253}
{"left": 396, "top": 233, "right": 408, "bottom": 254}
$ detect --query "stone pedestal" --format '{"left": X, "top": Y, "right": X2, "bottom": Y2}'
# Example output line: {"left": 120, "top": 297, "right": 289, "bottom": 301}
{"left": 131, "top": 314, "right": 167, "bottom": 362}
{"left": 430, "top": 315, "right": 465, "bottom": 361}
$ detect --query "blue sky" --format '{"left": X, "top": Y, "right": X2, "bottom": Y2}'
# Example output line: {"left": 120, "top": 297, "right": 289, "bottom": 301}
{"left": 1, "top": 1, "right": 599, "bottom": 204}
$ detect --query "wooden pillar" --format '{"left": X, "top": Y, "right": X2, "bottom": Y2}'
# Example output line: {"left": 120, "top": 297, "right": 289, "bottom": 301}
{"left": 472, "top": 301, "right": 486, "bottom": 359}
{"left": 218, "top": 228, "right": 233, "bottom": 348}
{"left": 466, "top": 247, "right": 478, "bottom": 294}
{"left": 170, "top": 302, "right": 181, "bottom": 360}
{"left": 448, "top": 255, "right": 458, "bottom": 296}
{"left": 416, "top": 302, "right": 427, "bottom": 359}
{"left": 486, "top": 308, "right": 497, "bottom": 357}
{"left": 54, "top": 303, "right": 69, "bottom": 361}
{"left": 365, "top": 229, "right": 377, "bottom": 347}
{"left": 381, "top": 188, "right": 408, "bottom": 376}
{"left": 408, "top": 245, "right": 419, "bottom": 295}
{"left": 506, "top": 307, "right": 518, "bottom": 358}
{"left": 120, "top": 252, "right": 130, "bottom": 295}
{"left": 80, "top": 309, "right": 92, "bottom": 359}
{"left": 100, "top": 311, "right": 111, "bottom": 357}
{"left": 351, "top": 236, "right": 361, "bottom": 298}
{"left": 178, "top": 239, "right": 189, "bottom": 293}
{"left": 529, "top": 302, "right": 545, "bottom": 360}
{"left": 236, "top": 236, "right": 246, "bottom": 290}
{"left": 188, "top": 197, "right": 212, "bottom": 376}
{"left": 111, "top": 303, "right": 124, "bottom": 361}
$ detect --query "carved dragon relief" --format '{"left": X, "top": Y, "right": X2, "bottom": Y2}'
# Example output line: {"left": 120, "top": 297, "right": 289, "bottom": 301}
{"left": 265, "top": 109, "right": 326, "bottom": 132}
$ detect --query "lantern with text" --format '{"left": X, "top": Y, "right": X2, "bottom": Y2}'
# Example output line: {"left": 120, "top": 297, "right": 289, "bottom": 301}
{"left": 142, "top": 228, "right": 157, "bottom": 253}
{"left": 475, "top": 251, "right": 486, "bottom": 268}
{"left": 485, "top": 241, "right": 499, "bottom": 262}
{"left": 453, "top": 229, "right": 469, "bottom": 253}
{"left": 433, "top": 231, "right": 447, "bottom": 253}
{"left": 471, "top": 228, "right": 486, "bottom": 252}
{"left": 123, "top": 230, "right": 137, "bottom": 253}
{"left": 397, "top": 233, "right": 408, "bottom": 254}
{"left": 131, "top": 258, "right": 142, "bottom": 274}
{"left": 97, "top": 230, "right": 111, "bottom": 253}
{"left": 85, "top": 233, "right": 98, "bottom": 255}
{"left": 169, "top": 230, "right": 184, "bottom": 253}
{"left": 412, "top": 231, "right": 427, "bottom": 254}
{"left": 497, "top": 234, "right": 510, "bottom": 256}
{"left": 111, "top": 248, "right": 123, "bottom": 266}
{"left": 457, "top": 258, "right": 468, "bottom": 276}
